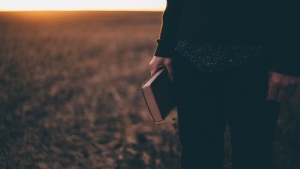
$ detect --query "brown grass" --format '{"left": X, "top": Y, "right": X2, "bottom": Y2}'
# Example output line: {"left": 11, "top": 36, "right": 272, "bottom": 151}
{"left": 0, "top": 11, "right": 299, "bottom": 169}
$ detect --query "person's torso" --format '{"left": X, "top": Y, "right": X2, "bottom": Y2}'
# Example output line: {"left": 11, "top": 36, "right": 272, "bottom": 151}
{"left": 176, "top": 0, "right": 282, "bottom": 45}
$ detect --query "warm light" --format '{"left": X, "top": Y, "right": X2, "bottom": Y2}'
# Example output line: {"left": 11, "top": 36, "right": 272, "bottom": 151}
{"left": 0, "top": 0, "right": 166, "bottom": 11}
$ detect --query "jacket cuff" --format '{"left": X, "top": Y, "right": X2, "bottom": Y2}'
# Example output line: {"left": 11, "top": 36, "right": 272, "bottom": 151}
{"left": 270, "top": 51, "right": 300, "bottom": 76}
{"left": 154, "top": 39, "right": 176, "bottom": 58}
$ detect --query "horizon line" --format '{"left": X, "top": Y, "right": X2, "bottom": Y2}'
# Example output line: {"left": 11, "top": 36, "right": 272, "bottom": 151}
{"left": 0, "top": 9, "right": 164, "bottom": 12}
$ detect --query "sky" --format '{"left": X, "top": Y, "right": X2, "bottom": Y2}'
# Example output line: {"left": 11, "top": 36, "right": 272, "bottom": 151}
{"left": 0, "top": 0, "right": 166, "bottom": 11}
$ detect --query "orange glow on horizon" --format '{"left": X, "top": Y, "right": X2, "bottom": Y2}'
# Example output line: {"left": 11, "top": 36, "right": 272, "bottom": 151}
{"left": 0, "top": 0, "right": 166, "bottom": 11}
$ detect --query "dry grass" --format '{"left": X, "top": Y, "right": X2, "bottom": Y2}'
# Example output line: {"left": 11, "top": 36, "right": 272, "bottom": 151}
{"left": 0, "top": 11, "right": 299, "bottom": 169}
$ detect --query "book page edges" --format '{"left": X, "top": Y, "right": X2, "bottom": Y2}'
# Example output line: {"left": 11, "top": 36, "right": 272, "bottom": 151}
{"left": 141, "top": 87, "right": 164, "bottom": 123}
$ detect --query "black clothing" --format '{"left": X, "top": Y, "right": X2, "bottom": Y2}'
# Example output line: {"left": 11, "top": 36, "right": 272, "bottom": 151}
{"left": 175, "top": 39, "right": 264, "bottom": 72}
{"left": 155, "top": 0, "right": 300, "bottom": 76}
{"left": 154, "top": 1, "right": 299, "bottom": 168}
{"left": 173, "top": 56, "right": 280, "bottom": 169}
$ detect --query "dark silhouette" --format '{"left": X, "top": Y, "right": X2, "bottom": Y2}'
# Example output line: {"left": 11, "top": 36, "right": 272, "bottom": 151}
{"left": 150, "top": 0, "right": 300, "bottom": 169}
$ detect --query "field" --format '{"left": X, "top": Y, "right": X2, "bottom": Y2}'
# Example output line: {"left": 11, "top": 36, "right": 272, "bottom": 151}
{"left": 0, "top": 11, "right": 299, "bottom": 169}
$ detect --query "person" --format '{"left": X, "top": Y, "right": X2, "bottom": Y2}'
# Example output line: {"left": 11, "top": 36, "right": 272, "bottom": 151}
{"left": 149, "top": 0, "right": 300, "bottom": 169}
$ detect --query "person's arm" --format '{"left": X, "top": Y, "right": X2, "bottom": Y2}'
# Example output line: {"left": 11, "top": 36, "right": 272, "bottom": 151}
{"left": 270, "top": 0, "right": 300, "bottom": 76}
{"left": 154, "top": 0, "right": 184, "bottom": 58}
{"left": 150, "top": 0, "right": 184, "bottom": 79}
{"left": 267, "top": 0, "right": 300, "bottom": 103}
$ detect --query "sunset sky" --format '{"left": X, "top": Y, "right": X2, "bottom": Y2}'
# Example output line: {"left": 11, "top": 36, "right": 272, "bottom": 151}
{"left": 0, "top": 0, "right": 166, "bottom": 11}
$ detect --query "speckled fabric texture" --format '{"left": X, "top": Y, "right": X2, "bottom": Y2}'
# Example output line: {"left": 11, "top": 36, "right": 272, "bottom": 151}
{"left": 175, "top": 39, "right": 264, "bottom": 72}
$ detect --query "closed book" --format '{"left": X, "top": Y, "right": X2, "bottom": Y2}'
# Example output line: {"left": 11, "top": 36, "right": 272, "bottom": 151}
{"left": 141, "top": 67, "right": 176, "bottom": 124}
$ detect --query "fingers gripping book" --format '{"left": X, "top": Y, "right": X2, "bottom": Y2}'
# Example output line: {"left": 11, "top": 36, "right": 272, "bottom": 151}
{"left": 141, "top": 67, "right": 176, "bottom": 124}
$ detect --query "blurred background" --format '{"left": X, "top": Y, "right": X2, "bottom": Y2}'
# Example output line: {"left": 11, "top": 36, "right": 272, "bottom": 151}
{"left": 0, "top": 1, "right": 300, "bottom": 169}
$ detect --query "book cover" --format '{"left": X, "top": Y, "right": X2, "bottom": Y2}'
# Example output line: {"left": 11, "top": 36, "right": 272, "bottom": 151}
{"left": 141, "top": 67, "right": 176, "bottom": 124}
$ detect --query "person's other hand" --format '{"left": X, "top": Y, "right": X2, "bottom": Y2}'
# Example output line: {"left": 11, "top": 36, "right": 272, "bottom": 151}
{"left": 267, "top": 71, "right": 300, "bottom": 103}
{"left": 149, "top": 56, "right": 174, "bottom": 80}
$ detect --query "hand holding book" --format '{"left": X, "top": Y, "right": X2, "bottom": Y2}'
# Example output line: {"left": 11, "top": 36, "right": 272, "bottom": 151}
{"left": 141, "top": 67, "right": 176, "bottom": 124}
{"left": 149, "top": 56, "right": 174, "bottom": 81}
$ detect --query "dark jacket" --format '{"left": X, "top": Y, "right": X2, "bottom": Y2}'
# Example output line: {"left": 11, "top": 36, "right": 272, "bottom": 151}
{"left": 155, "top": 0, "right": 300, "bottom": 76}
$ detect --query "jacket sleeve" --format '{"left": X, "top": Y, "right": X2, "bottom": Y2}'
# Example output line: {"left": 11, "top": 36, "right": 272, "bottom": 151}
{"left": 270, "top": 0, "right": 300, "bottom": 76}
{"left": 154, "top": 0, "right": 184, "bottom": 58}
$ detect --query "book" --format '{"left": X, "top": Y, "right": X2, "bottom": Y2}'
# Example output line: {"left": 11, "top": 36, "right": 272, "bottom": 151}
{"left": 141, "top": 67, "right": 176, "bottom": 124}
